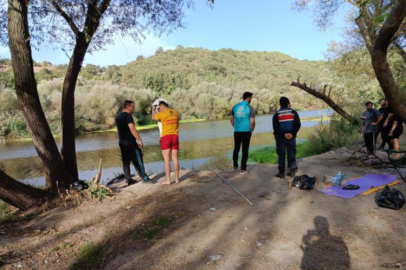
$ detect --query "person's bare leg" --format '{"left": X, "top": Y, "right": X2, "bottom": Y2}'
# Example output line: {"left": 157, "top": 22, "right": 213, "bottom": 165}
{"left": 161, "top": 149, "right": 171, "bottom": 185}
{"left": 393, "top": 139, "right": 400, "bottom": 158}
{"left": 172, "top": 149, "right": 180, "bottom": 183}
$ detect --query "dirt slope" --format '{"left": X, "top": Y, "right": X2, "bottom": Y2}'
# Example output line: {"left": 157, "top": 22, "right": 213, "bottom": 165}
{"left": 1, "top": 149, "right": 405, "bottom": 270}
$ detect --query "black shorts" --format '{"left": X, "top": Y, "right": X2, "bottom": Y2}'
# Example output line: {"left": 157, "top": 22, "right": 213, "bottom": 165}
{"left": 391, "top": 125, "right": 403, "bottom": 139}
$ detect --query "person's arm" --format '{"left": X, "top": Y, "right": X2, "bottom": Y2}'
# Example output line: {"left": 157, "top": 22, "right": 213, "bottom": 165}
{"left": 128, "top": 123, "right": 143, "bottom": 148}
{"left": 372, "top": 110, "right": 382, "bottom": 125}
{"left": 152, "top": 109, "right": 158, "bottom": 121}
{"left": 272, "top": 113, "right": 280, "bottom": 135}
{"left": 250, "top": 117, "right": 255, "bottom": 134}
{"left": 249, "top": 106, "right": 255, "bottom": 133}
{"left": 230, "top": 106, "right": 235, "bottom": 128}
{"left": 389, "top": 120, "right": 398, "bottom": 137}
{"left": 384, "top": 113, "right": 394, "bottom": 128}
{"left": 291, "top": 110, "right": 301, "bottom": 137}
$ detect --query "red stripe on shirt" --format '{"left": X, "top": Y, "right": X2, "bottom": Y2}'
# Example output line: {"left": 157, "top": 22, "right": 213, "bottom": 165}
{"left": 278, "top": 114, "right": 294, "bottom": 121}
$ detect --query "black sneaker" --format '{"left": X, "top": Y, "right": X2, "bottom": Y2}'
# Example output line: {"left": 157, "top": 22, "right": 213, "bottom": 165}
{"left": 275, "top": 172, "right": 285, "bottom": 179}
{"left": 127, "top": 179, "right": 137, "bottom": 186}
{"left": 142, "top": 177, "right": 154, "bottom": 184}
{"left": 286, "top": 168, "right": 298, "bottom": 178}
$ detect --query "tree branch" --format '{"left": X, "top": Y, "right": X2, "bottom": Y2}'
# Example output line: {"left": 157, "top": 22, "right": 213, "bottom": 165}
{"left": 393, "top": 39, "right": 406, "bottom": 62}
{"left": 49, "top": 0, "right": 80, "bottom": 36}
{"left": 372, "top": 0, "right": 406, "bottom": 123}
{"left": 291, "top": 80, "right": 359, "bottom": 124}
{"left": 355, "top": 16, "right": 374, "bottom": 54}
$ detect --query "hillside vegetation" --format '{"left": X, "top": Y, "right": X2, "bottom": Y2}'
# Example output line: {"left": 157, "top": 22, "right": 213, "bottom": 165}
{"left": 0, "top": 48, "right": 328, "bottom": 139}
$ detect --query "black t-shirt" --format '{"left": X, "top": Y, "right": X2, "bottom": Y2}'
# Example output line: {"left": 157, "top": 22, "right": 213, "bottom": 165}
{"left": 392, "top": 114, "right": 404, "bottom": 132}
{"left": 115, "top": 112, "right": 136, "bottom": 146}
{"left": 379, "top": 107, "right": 389, "bottom": 127}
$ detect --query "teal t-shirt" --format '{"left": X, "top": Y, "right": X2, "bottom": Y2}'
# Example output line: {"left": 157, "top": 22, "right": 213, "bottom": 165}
{"left": 231, "top": 101, "right": 255, "bottom": 132}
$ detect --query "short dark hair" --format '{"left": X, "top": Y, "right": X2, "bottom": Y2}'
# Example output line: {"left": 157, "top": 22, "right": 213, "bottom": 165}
{"left": 159, "top": 101, "right": 169, "bottom": 107}
{"left": 365, "top": 101, "right": 373, "bottom": 106}
{"left": 279, "top": 97, "right": 290, "bottom": 107}
{"left": 242, "top": 92, "right": 253, "bottom": 100}
{"left": 123, "top": 100, "right": 134, "bottom": 108}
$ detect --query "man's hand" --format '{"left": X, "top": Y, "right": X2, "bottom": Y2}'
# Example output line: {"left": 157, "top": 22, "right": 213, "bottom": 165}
{"left": 383, "top": 120, "right": 388, "bottom": 128}
{"left": 138, "top": 140, "right": 144, "bottom": 148}
{"left": 371, "top": 122, "right": 378, "bottom": 126}
{"left": 285, "top": 133, "right": 293, "bottom": 140}
{"left": 389, "top": 131, "right": 393, "bottom": 137}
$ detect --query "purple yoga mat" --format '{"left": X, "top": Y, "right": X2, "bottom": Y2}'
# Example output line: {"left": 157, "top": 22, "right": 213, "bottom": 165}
{"left": 318, "top": 174, "right": 397, "bottom": 199}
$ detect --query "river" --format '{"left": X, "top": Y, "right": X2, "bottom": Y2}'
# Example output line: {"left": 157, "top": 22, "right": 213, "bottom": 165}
{"left": 0, "top": 109, "right": 333, "bottom": 186}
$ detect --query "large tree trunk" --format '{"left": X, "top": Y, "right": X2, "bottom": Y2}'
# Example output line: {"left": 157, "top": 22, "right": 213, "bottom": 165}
{"left": 291, "top": 81, "right": 359, "bottom": 124}
{"left": 60, "top": 0, "right": 110, "bottom": 180}
{"left": 371, "top": 0, "right": 406, "bottom": 123}
{"left": 61, "top": 36, "right": 89, "bottom": 181}
{"left": 0, "top": 170, "right": 51, "bottom": 211}
{"left": 356, "top": 0, "right": 406, "bottom": 123}
{"left": 8, "top": 0, "right": 74, "bottom": 190}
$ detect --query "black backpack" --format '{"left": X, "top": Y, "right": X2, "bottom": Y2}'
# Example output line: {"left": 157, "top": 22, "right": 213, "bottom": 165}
{"left": 292, "top": 175, "right": 317, "bottom": 190}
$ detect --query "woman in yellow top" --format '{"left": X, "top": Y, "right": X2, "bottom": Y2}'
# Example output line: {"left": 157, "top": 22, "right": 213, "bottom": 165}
{"left": 152, "top": 101, "right": 181, "bottom": 185}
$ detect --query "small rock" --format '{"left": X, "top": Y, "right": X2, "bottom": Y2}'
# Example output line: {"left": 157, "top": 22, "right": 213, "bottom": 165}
{"left": 44, "top": 260, "right": 48, "bottom": 265}
{"left": 209, "top": 254, "right": 224, "bottom": 262}
{"left": 257, "top": 242, "right": 263, "bottom": 247}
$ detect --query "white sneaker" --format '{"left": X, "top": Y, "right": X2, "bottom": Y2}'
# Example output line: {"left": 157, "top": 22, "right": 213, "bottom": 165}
{"left": 240, "top": 170, "right": 248, "bottom": 175}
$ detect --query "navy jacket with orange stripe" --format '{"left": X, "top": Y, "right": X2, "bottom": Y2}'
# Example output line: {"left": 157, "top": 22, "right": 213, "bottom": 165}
{"left": 272, "top": 107, "right": 301, "bottom": 138}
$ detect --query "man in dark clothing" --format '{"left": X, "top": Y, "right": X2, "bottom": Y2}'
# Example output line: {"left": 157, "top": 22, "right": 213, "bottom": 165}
{"left": 360, "top": 101, "right": 383, "bottom": 154}
{"left": 230, "top": 92, "right": 256, "bottom": 174}
{"left": 272, "top": 97, "right": 301, "bottom": 179}
{"left": 115, "top": 100, "right": 152, "bottom": 185}
{"left": 378, "top": 99, "right": 390, "bottom": 150}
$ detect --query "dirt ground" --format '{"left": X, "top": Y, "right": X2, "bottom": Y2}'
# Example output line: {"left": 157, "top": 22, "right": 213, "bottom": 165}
{"left": 1, "top": 149, "right": 406, "bottom": 270}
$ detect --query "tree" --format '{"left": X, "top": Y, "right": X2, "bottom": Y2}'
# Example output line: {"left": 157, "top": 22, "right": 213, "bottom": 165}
{"left": 0, "top": 169, "right": 51, "bottom": 211}
{"left": 1, "top": 0, "right": 205, "bottom": 184}
{"left": 294, "top": 0, "right": 406, "bottom": 122}
{"left": 0, "top": 0, "right": 214, "bottom": 209}
{"left": 7, "top": 0, "right": 74, "bottom": 190}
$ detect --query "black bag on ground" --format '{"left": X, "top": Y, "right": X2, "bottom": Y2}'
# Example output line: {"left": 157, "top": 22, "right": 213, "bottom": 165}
{"left": 375, "top": 185, "right": 405, "bottom": 210}
{"left": 72, "top": 180, "right": 89, "bottom": 191}
{"left": 292, "top": 175, "right": 317, "bottom": 190}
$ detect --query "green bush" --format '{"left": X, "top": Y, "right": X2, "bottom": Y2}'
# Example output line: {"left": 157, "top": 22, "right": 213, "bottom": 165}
{"left": 250, "top": 116, "right": 360, "bottom": 164}
{"left": 307, "top": 116, "right": 360, "bottom": 154}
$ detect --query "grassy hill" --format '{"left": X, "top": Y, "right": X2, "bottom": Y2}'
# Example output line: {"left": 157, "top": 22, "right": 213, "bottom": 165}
{"left": 0, "top": 48, "right": 328, "bottom": 138}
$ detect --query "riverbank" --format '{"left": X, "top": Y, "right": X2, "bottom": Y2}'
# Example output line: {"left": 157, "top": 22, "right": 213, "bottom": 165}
{"left": 0, "top": 112, "right": 330, "bottom": 142}
{"left": 0, "top": 148, "right": 405, "bottom": 270}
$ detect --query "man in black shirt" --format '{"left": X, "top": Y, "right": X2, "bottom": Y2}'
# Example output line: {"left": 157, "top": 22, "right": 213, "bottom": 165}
{"left": 378, "top": 99, "right": 390, "bottom": 150}
{"left": 115, "top": 100, "right": 152, "bottom": 185}
{"left": 272, "top": 97, "right": 301, "bottom": 179}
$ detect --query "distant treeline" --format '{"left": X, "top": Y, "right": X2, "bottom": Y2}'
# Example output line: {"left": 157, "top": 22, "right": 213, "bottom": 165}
{"left": 0, "top": 47, "right": 329, "bottom": 138}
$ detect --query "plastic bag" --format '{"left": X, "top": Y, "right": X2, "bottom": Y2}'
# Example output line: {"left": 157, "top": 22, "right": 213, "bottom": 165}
{"left": 375, "top": 185, "right": 405, "bottom": 210}
{"left": 292, "top": 175, "right": 317, "bottom": 190}
{"left": 73, "top": 180, "right": 89, "bottom": 191}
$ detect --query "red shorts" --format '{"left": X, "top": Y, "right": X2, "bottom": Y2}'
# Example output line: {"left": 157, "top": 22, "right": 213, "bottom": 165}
{"left": 160, "top": 135, "right": 179, "bottom": 150}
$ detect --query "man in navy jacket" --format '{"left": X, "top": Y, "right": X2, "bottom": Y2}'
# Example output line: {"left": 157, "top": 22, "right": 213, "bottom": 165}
{"left": 272, "top": 97, "right": 301, "bottom": 179}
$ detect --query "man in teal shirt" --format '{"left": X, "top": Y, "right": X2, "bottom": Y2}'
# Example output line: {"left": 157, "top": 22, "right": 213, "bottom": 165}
{"left": 230, "top": 92, "right": 256, "bottom": 174}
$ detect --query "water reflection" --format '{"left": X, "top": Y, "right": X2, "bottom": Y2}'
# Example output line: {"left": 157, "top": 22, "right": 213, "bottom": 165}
{"left": 0, "top": 109, "right": 332, "bottom": 185}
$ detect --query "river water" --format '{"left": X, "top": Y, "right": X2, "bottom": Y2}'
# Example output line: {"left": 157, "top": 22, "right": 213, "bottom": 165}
{"left": 0, "top": 109, "right": 333, "bottom": 186}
